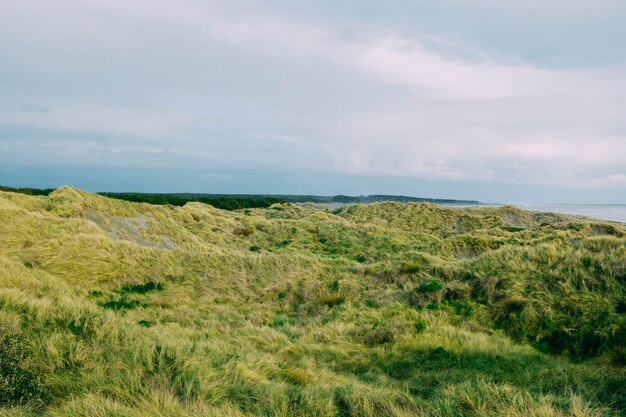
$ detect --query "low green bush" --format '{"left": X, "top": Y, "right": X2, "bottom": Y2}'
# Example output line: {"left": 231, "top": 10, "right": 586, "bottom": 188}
{"left": 408, "top": 281, "right": 444, "bottom": 308}
{"left": 0, "top": 333, "right": 51, "bottom": 407}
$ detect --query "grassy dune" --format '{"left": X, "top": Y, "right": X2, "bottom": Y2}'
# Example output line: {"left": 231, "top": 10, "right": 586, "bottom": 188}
{"left": 0, "top": 187, "right": 624, "bottom": 416}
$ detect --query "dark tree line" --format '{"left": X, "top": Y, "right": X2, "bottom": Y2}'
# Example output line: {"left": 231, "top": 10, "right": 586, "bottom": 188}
{"left": 1, "top": 185, "right": 479, "bottom": 209}
{"left": 99, "top": 193, "right": 286, "bottom": 210}
{"left": 0, "top": 185, "right": 54, "bottom": 196}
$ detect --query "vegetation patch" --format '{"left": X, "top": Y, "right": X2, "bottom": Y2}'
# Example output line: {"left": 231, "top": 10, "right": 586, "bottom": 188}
{"left": 119, "top": 281, "right": 164, "bottom": 295}
{"left": 317, "top": 293, "right": 345, "bottom": 308}
{"left": 0, "top": 185, "right": 53, "bottom": 196}
{"left": 233, "top": 225, "right": 254, "bottom": 236}
{"left": 0, "top": 333, "right": 51, "bottom": 408}
{"left": 0, "top": 187, "right": 625, "bottom": 416}
{"left": 99, "top": 297, "right": 147, "bottom": 311}
{"left": 352, "top": 325, "right": 395, "bottom": 347}
{"left": 408, "top": 281, "right": 444, "bottom": 308}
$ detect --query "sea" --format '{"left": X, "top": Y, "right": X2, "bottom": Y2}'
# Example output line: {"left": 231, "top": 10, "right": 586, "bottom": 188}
{"left": 514, "top": 204, "right": 626, "bottom": 224}
{"left": 452, "top": 204, "right": 626, "bottom": 224}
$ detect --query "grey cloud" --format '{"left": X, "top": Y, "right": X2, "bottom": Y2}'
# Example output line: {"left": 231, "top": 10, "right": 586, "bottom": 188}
{"left": 19, "top": 104, "right": 50, "bottom": 113}
{"left": 0, "top": 0, "right": 624, "bottom": 203}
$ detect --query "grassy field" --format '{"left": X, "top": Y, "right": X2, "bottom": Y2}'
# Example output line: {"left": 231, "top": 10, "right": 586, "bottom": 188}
{"left": 0, "top": 186, "right": 624, "bottom": 416}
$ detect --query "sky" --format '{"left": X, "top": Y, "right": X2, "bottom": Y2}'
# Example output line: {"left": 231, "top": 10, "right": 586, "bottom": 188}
{"left": 1, "top": 0, "right": 625, "bottom": 203}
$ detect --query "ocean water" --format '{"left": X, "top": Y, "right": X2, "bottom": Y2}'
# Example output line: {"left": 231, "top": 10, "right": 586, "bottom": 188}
{"left": 440, "top": 203, "right": 626, "bottom": 223}
{"left": 328, "top": 201, "right": 626, "bottom": 224}
{"left": 514, "top": 204, "right": 626, "bottom": 224}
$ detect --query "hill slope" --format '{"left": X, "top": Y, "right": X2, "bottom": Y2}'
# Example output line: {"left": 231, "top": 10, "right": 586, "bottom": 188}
{"left": 0, "top": 187, "right": 624, "bottom": 416}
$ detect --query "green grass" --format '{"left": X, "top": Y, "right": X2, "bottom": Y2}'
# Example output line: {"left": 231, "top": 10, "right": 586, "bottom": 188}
{"left": 0, "top": 186, "right": 624, "bottom": 416}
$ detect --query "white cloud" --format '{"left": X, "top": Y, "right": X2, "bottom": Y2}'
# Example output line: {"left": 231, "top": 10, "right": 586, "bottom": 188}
{"left": 450, "top": 0, "right": 626, "bottom": 13}
{"left": 590, "top": 174, "right": 626, "bottom": 187}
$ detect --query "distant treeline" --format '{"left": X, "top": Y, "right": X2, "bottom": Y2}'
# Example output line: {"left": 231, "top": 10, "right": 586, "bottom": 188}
{"left": 99, "top": 193, "right": 286, "bottom": 210}
{"left": 175, "top": 193, "right": 481, "bottom": 205}
{"left": 0, "top": 185, "right": 54, "bottom": 196}
{"left": 96, "top": 193, "right": 481, "bottom": 209}
{"left": 326, "top": 194, "right": 480, "bottom": 205}
{"left": 1, "top": 185, "right": 480, "bottom": 209}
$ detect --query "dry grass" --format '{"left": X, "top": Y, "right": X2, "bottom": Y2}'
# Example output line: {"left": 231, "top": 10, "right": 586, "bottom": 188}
{"left": 0, "top": 187, "right": 624, "bottom": 416}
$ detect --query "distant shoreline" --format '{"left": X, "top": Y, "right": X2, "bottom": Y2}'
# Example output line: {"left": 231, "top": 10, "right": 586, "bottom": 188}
{"left": 2, "top": 184, "right": 624, "bottom": 222}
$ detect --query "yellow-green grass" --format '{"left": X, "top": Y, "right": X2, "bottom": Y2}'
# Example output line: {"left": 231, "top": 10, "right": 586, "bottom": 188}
{"left": 0, "top": 187, "right": 624, "bottom": 416}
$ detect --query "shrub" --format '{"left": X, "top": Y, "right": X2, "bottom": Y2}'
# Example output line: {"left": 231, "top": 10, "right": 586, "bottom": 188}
{"left": 415, "top": 281, "right": 443, "bottom": 292}
{"left": 408, "top": 281, "right": 443, "bottom": 308}
{"left": 0, "top": 333, "right": 51, "bottom": 407}
{"left": 413, "top": 319, "right": 427, "bottom": 333}
{"left": 120, "top": 281, "right": 163, "bottom": 294}
{"left": 354, "top": 255, "right": 367, "bottom": 263}
{"left": 99, "top": 297, "right": 146, "bottom": 311}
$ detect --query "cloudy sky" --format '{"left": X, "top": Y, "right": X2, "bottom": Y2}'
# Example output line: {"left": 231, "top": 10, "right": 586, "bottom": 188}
{"left": 1, "top": 0, "right": 625, "bottom": 203}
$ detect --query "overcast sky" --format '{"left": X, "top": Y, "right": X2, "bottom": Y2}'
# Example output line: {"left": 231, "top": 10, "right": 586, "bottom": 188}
{"left": 1, "top": 0, "right": 625, "bottom": 203}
